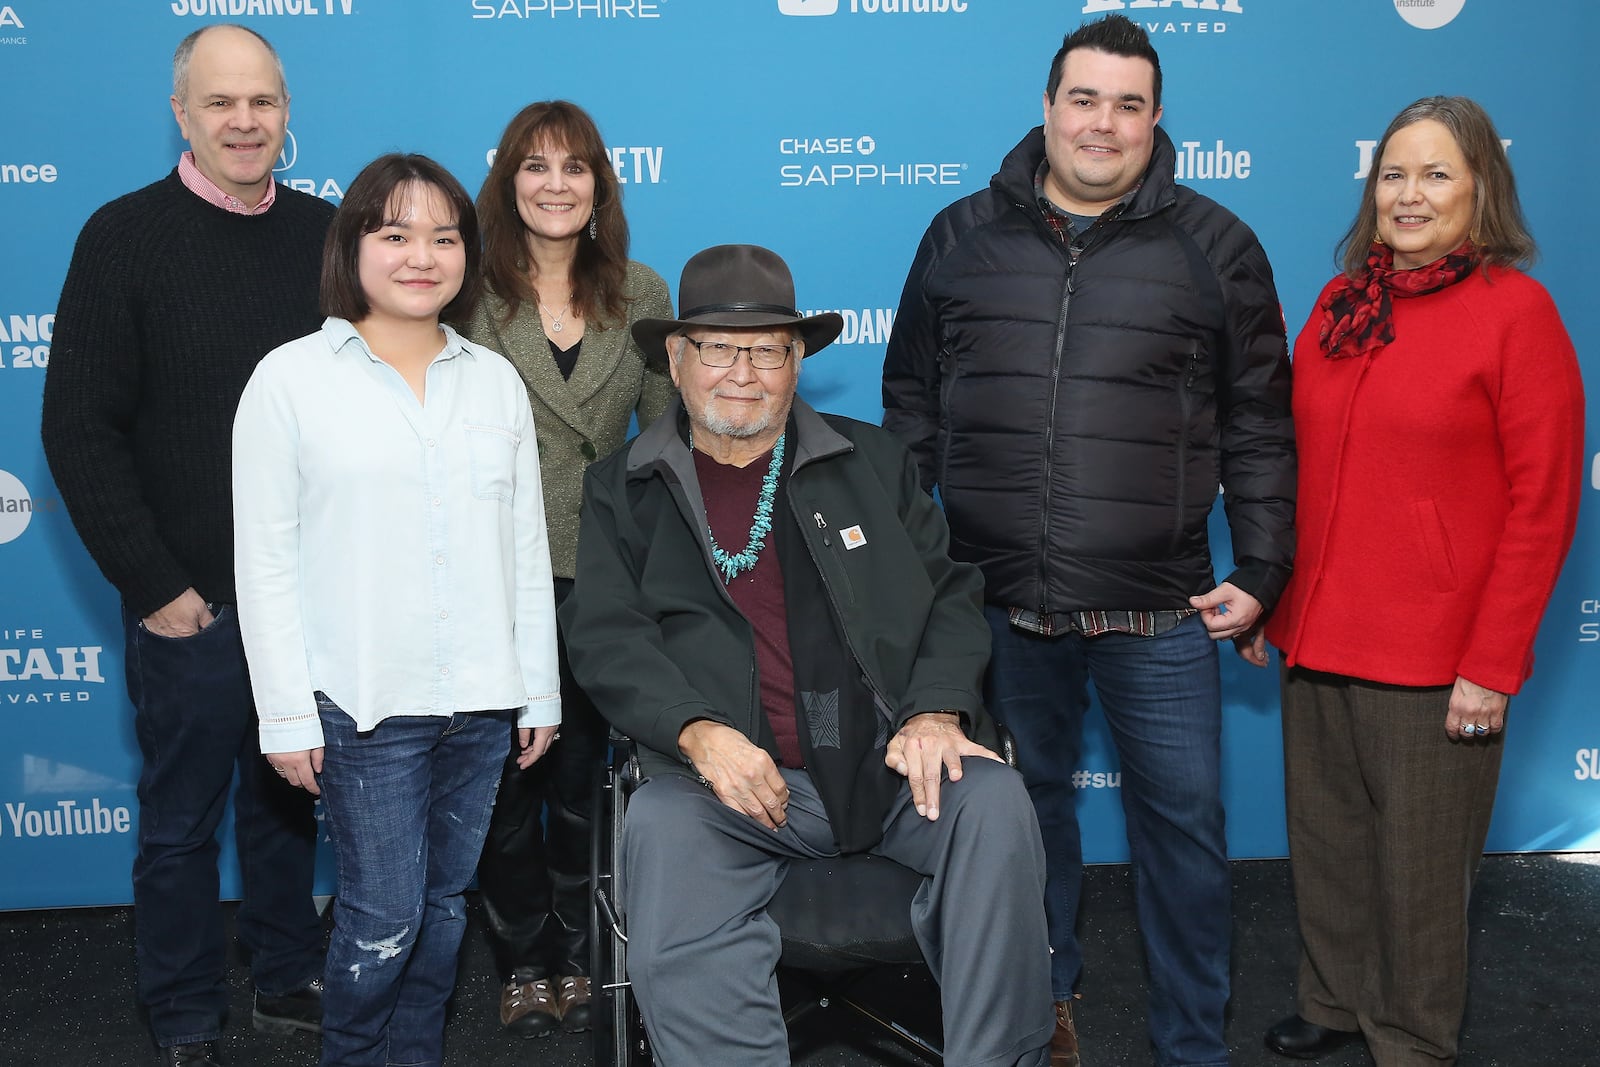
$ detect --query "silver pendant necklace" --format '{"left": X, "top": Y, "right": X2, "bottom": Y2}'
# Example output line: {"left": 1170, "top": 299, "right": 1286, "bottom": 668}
{"left": 538, "top": 297, "right": 572, "bottom": 333}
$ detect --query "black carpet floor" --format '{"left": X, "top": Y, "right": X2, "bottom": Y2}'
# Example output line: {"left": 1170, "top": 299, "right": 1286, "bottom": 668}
{"left": 3, "top": 854, "right": 1596, "bottom": 1066}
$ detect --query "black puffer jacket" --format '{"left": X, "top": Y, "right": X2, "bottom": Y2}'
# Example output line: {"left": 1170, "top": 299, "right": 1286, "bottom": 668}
{"left": 883, "top": 126, "right": 1295, "bottom": 613}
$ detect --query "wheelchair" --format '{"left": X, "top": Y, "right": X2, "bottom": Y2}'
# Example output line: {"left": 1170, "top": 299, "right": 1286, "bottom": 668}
{"left": 588, "top": 728, "right": 1017, "bottom": 1067}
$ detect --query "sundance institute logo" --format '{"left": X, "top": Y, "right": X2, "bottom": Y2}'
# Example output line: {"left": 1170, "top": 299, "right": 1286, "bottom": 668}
{"left": 1393, "top": 0, "right": 1466, "bottom": 30}
{"left": 0, "top": 469, "right": 35, "bottom": 544}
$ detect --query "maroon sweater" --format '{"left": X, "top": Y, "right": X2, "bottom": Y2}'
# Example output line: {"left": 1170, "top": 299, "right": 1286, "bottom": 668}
{"left": 694, "top": 447, "right": 802, "bottom": 767}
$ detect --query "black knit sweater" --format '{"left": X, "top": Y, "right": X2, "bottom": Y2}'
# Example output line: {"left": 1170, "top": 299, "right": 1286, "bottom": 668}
{"left": 41, "top": 171, "right": 335, "bottom": 618}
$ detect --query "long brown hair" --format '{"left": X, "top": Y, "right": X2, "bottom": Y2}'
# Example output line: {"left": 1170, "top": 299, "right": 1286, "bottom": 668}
{"left": 476, "top": 101, "right": 630, "bottom": 327}
{"left": 1338, "top": 95, "right": 1536, "bottom": 278}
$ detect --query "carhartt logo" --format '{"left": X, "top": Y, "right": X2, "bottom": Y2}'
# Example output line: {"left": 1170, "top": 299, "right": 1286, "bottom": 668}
{"left": 840, "top": 525, "right": 867, "bottom": 550}
{"left": 1393, "top": 0, "right": 1466, "bottom": 30}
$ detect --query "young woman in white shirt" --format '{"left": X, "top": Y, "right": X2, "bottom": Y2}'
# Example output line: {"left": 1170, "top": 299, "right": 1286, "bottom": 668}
{"left": 232, "top": 153, "right": 560, "bottom": 1067}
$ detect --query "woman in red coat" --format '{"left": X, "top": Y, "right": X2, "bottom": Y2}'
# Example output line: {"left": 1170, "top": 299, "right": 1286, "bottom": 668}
{"left": 1263, "top": 97, "right": 1584, "bottom": 1066}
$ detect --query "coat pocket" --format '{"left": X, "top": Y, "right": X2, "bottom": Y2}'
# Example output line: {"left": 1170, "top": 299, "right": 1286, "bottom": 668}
{"left": 1409, "top": 499, "right": 1459, "bottom": 592}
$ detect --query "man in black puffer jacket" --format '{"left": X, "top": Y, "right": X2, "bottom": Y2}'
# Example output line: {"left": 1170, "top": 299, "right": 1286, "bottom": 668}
{"left": 883, "top": 15, "right": 1294, "bottom": 1067}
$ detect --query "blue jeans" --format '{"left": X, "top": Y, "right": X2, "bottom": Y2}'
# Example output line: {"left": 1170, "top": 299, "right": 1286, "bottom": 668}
{"left": 985, "top": 608, "right": 1230, "bottom": 1067}
{"left": 317, "top": 697, "right": 512, "bottom": 1067}
{"left": 123, "top": 604, "right": 322, "bottom": 1047}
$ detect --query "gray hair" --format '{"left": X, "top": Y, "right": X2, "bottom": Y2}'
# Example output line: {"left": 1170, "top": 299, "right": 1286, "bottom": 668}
{"left": 172, "top": 24, "right": 288, "bottom": 102}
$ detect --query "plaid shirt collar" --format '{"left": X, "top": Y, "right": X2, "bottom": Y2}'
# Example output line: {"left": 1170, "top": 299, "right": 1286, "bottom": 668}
{"left": 1033, "top": 159, "right": 1142, "bottom": 244}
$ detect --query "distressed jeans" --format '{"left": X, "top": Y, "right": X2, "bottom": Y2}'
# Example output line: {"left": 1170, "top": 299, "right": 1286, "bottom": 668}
{"left": 316, "top": 696, "right": 511, "bottom": 1067}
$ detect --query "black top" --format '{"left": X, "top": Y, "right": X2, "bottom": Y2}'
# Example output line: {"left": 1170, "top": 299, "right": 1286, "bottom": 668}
{"left": 41, "top": 171, "right": 336, "bottom": 617}
{"left": 548, "top": 333, "right": 581, "bottom": 380}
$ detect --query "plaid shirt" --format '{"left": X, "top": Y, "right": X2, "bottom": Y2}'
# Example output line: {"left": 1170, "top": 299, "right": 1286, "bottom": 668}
{"left": 1010, "top": 162, "right": 1195, "bottom": 640}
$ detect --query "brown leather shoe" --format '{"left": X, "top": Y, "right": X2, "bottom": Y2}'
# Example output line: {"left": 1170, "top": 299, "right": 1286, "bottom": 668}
{"left": 500, "top": 976, "right": 559, "bottom": 1038}
{"left": 1051, "top": 996, "right": 1082, "bottom": 1067}
{"left": 557, "top": 974, "right": 592, "bottom": 1033}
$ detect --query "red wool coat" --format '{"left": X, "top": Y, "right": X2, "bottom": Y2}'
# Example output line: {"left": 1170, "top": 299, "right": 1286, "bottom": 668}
{"left": 1267, "top": 267, "right": 1584, "bottom": 695}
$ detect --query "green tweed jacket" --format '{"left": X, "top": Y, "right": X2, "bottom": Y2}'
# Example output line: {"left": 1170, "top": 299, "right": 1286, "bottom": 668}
{"left": 462, "top": 260, "right": 677, "bottom": 578}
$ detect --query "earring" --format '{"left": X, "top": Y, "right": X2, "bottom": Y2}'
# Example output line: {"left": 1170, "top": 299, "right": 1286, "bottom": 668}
{"left": 588, "top": 211, "right": 598, "bottom": 241}
{"left": 1373, "top": 231, "right": 1385, "bottom": 246}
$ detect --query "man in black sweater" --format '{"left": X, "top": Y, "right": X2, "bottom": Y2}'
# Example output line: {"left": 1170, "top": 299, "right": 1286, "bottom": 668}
{"left": 41, "top": 24, "right": 334, "bottom": 1067}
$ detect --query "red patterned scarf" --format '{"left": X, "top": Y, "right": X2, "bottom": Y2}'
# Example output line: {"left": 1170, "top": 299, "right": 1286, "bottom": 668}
{"left": 1318, "top": 241, "right": 1477, "bottom": 360}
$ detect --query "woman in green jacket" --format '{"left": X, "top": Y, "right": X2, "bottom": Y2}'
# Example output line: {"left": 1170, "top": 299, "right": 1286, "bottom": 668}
{"left": 461, "top": 99, "right": 675, "bottom": 1040}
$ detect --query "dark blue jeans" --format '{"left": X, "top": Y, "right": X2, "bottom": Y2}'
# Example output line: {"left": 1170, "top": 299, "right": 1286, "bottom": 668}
{"left": 317, "top": 698, "right": 512, "bottom": 1067}
{"left": 123, "top": 603, "right": 322, "bottom": 1048}
{"left": 985, "top": 608, "right": 1230, "bottom": 1067}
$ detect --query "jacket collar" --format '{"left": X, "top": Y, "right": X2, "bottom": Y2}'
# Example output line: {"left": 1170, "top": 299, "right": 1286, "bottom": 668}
{"left": 475, "top": 292, "right": 634, "bottom": 434}
{"left": 993, "top": 124, "right": 1179, "bottom": 225}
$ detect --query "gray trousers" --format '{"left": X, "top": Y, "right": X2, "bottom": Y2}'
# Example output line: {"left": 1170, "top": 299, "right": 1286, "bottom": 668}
{"left": 621, "top": 758, "right": 1054, "bottom": 1067}
{"left": 1282, "top": 666, "right": 1505, "bottom": 1066}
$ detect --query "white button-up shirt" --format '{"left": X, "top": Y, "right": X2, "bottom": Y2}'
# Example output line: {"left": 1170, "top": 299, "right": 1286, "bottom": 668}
{"left": 233, "top": 318, "right": 560, "bottom": 753}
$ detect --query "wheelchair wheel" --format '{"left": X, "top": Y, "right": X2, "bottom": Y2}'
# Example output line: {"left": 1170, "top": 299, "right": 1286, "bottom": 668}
{"left": 590, "top": 741, "right": 652, "bottom": 1065}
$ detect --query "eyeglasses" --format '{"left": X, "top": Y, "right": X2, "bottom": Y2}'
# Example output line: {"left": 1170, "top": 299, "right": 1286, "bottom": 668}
{"left": 681, "top": 336, "right": 794, "bottom": 370}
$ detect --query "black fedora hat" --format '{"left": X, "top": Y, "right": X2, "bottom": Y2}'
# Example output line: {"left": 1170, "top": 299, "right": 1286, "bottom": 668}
{"left": 632, "top": 244, "right": 844, "bottom": 363}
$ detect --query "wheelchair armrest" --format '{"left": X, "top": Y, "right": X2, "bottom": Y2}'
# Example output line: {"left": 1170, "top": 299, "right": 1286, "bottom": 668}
{"left": 606, "top": 728, "right": 644, "bottom": 794}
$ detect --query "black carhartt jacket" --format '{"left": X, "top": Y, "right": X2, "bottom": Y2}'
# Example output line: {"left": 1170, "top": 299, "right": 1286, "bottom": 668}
{"left": 883, "top": 126, "right": 1295, "bottom": 613}
{"left": 561, "top": 398, "right": 996, "bottom": 852}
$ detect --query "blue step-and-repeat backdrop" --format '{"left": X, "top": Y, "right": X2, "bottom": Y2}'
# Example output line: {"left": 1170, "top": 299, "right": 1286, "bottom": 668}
{"left": 1, "top": 0, "right": 1596, "bottom": 909}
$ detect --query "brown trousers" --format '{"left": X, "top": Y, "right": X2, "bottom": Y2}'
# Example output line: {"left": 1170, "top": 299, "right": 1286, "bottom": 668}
{"left": 1281, "top": 666, "right": 1504, "bottom": 1067}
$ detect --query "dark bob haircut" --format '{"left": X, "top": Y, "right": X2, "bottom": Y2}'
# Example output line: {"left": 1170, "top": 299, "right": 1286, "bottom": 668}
{"left": 321, "top": 153, "right": 482, "bottom": 324}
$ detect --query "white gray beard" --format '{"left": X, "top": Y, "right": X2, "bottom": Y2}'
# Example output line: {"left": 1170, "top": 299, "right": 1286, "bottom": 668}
{"left": 698, "top": 395, "right": 777, "bottom": 439}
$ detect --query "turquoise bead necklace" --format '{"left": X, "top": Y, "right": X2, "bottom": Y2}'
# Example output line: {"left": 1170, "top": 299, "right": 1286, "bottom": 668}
{"left": 693, "top": 431, "right": 786, "bottom": 583}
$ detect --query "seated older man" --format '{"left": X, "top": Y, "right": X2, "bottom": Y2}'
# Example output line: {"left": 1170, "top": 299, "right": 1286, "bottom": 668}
{"left": 560, "top": 244, "right": 1053, "bottom": 1066}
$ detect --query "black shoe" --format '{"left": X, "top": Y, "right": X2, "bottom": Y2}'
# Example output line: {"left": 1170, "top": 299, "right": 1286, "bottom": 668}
{"left": 1264, "top": 1014, "right": 1361, "bottom": 1059}
{"left": 158, "top": 1041, "right": 223, "bottom": 1066}
{"left": 253, "top": 977, "right": 324, "bottom": 1035}
{"left": 557, "top": 975, "right": 592, "bottom": 1034}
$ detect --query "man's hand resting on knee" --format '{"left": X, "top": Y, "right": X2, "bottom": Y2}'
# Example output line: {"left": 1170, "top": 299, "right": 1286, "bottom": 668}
{"left": 886, "top": 712, "right": 1002, "bottom": 822}
{"left": 679, "top": 720, "right": 790, "bottom": 830}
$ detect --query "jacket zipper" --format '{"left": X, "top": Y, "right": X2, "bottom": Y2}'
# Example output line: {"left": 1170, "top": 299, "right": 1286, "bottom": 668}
{"left": 1036, "top": 237, "right": 1082, "bottom": 614}
{"left": 812, "top": 511, "right": 856, "bottom": 604}
{"left": 794, "top": 494, "right": 890, "bottom": 721}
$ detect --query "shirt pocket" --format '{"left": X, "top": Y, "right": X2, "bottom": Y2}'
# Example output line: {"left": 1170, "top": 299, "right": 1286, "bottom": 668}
{"left": 464, "top": 423, "right": 520, "bottom": 505}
